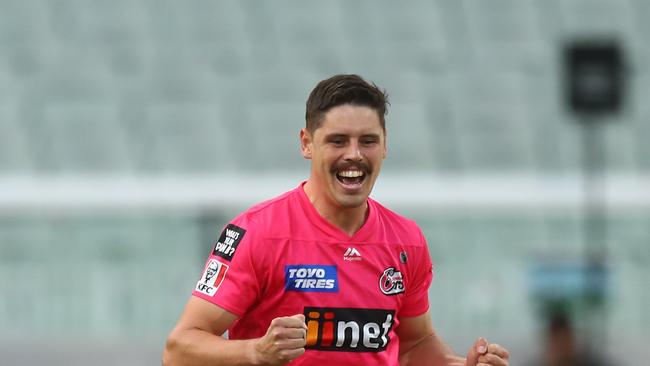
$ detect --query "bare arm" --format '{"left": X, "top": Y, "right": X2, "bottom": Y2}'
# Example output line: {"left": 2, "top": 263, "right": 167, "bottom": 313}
{"left": 163, "top": 296, "right": 307, "bottom": 366}
{"left": 398, "top": 312, "right": 464, "bottom": 366}
{"left": 397, "top": 312, "right": 510, "bottom": 366}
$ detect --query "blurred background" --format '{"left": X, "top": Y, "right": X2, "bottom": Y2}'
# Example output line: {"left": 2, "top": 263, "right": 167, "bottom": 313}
{"left": 0, "top": 0, "right": 648, "bottom": 365}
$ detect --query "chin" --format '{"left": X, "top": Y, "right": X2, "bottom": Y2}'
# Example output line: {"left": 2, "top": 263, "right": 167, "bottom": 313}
{"left": 334, "top": 193, "right": 369, "bottom": 209}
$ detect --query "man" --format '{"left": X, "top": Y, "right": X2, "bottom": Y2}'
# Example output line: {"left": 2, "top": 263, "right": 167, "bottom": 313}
{"left": 530, "top": 312, "right": 609, "bottom": 366}
{"left": 163, "top": 74, "right": 510, "bottom": 366}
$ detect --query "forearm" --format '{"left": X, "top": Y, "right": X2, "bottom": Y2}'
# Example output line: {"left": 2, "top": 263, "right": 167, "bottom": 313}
{"left": 399, "top": 333, "right": 464, "bottom": 366}
{"left": 163, "top": 328, "right": 261, "bottom": 366}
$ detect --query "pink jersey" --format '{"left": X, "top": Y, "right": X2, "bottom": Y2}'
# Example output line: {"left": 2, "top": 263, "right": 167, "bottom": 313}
{"left": 193, "top": 183, "right": 433, "bottom": 365}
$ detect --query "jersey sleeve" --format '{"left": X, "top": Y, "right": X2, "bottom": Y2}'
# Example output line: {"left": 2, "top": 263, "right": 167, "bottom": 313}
{"left": 399, "top": 227, "right": 434, "bottom": 317}
{"left": 192, "top": 215, "right": 262, "bottom": 316}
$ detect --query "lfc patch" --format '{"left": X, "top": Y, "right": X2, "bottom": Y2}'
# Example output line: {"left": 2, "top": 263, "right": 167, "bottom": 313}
{"left": 379, "top": 267, "right": 405, "bottom": 295}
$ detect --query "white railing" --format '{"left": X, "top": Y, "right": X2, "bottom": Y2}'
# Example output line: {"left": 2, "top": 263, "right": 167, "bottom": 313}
{"left": 0, "top": 173, "right": 648, "bottom": 213}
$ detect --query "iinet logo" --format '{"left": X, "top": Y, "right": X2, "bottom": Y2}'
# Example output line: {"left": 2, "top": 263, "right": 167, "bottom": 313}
{"left": 304, "top": 307, "right": 395, "bottom": 352}
{"left": 343, "top": 247, "right": 362, "bottom": 261}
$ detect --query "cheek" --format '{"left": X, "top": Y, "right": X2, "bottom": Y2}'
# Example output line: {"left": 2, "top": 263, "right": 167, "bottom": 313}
{"left": 318, "top": 151, "right": 337, "bottom": 166}
{"left": 366, "top": 149, "right": 385, "bottom": 163}
{"left": 314, "top": 154, "right": 333, "bottom": 174}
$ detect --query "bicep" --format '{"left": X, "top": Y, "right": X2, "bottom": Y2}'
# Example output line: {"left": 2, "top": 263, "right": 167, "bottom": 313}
{"left": 397, "top": 312, "right": 457, "bottom": 365}
{"left": 173, "top": 296, "right": 239, "bottom": 337}
{"left": 397, "top": 312, "right": 435, "bottom": 354}
{"left": 164, "top": 297, "right": 252, "bottom": 365}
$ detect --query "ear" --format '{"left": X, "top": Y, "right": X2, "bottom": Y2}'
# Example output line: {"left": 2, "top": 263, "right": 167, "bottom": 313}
{"left": 382, "top": 131, "right": 388, "bottom": 159}
{"left": 300, "top": 128, "right": 313, "bottom": 159}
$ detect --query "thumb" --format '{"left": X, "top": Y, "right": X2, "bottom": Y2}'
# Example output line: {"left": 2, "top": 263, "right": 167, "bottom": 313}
{"left": 465, "top": 337, "right": 488, "bottom": 366}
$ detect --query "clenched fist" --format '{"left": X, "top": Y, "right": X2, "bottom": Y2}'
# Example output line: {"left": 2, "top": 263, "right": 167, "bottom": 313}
{"left": 464, "top": 338, "right": 510, "bottom": 366}
{"left": 253, "top": 314, "right": 308, "bottom": 365}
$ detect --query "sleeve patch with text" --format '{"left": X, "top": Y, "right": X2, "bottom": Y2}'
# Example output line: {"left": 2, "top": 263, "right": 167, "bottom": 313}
{"left": 212, "top": 224, "right": 246, "bottom": 261}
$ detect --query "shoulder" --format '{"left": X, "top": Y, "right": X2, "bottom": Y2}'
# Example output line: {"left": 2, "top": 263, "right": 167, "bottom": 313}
{"left": 211, "top": 188, "right": 299, "bottom": 261}
{"left": 369, "top": 198, "right": 425, "bottom": 244}
{"left": 230, "top": 187, "right": 299, "bottom": 234}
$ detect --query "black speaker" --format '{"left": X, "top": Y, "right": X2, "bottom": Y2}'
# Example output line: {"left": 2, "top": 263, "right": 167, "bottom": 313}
{"left": 565, "top": 41, "right": 624, "bottom": 115}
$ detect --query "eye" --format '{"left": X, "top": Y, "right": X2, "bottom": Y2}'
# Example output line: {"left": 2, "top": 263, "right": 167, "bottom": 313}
{"left": 361, "top": 137, "right": 379, "bottom": 146}
{"left": 328, "top": 136, "right": 346, "bottom": 146}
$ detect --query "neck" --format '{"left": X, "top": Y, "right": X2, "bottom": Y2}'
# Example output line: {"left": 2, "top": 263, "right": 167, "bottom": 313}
{"left": 303, "top": 180, "right": 368, "bottom": 236}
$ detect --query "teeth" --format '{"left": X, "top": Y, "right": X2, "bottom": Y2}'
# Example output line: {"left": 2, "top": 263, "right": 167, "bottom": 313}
{"left": 338, "top": 170, "right": 364, "bottom": 178}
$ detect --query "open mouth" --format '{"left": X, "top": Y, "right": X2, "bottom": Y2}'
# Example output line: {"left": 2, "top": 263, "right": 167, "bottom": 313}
{"left": 335, "top": 169, "right": 366, "bottom": 189}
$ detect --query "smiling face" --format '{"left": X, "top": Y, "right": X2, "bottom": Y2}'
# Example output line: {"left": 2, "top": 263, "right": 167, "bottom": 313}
{"left": 301, "top": 104, "right": 387, "bottom": 209}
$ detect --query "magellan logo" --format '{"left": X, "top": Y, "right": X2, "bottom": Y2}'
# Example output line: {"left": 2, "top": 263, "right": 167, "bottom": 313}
{"left": 379, "top": 267, "right": 405, "bottom": 295}
{"left": 304, "top": 307, "right": 395, "bottom": 352}
{"left": 343, "top": 247, "right": 362, "bottom": 261}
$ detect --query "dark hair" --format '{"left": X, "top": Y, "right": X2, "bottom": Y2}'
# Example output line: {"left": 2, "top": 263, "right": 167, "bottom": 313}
{"left": 305, "top": 74, "right": 389, "bottom": 133}
{"left": 548, "top": 312, "right": 572, "bottom": 334}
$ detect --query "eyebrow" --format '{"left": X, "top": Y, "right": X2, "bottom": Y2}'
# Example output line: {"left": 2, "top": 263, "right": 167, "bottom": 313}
{"left": 324, "top": 133, "right": 347, "bottom": 140}
{"left": 323, "top": 133, "right": 381, "bottom": 140}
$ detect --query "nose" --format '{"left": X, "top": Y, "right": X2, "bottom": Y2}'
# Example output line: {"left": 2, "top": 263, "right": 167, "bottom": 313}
{"left": 343, "top": 140, "right": 363, "bottom": 161}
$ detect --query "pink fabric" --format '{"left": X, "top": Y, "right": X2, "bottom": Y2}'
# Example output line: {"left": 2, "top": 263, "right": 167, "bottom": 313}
{"left": 192, "top": 183, "right": 433, "bottom": 365}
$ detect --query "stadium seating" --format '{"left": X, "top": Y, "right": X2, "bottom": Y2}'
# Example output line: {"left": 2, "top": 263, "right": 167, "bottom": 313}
{"left": 0, "top": 0, "right": 648, "bottom": 364}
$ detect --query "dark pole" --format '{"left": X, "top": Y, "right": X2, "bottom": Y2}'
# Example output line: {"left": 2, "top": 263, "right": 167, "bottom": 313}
{"left": 580, "top": 115, "right": 608, "bottom": 351}
{"left": 566, "top": 39, "right": 625, "bottom": 353}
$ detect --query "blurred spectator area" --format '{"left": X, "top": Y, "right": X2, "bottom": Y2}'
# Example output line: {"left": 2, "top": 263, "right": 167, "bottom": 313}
{"left": 0, "top": 0, "right": 649, "bottom": 365}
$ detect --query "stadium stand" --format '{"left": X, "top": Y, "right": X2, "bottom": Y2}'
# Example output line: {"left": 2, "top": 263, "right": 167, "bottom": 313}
{"left": 0, "top": 0, "right": 648, "bottom": 365}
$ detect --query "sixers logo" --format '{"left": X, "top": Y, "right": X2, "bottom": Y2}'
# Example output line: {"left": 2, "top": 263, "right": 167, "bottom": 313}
{"left": 379, "top": 267, "right": 405, "bottom": 295}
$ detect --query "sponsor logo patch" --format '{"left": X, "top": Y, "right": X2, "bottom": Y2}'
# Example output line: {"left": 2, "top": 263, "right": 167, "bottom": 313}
{"left": 379, "top": 267, "right": 405, "bottom": 295}
{"left": 195, "top": 259, "right": 229, "bottom": 296}
{"left": 212, "top": 224, "right": 246, "bottom": 261}
{"left": 343, "top": 247, "right": 362, "bottom": 261}
{"left": 285, "top": 265, "right": 338, "bottom": 293}
{"left": 304, "top": 307, "right": 395, "bottom": 352}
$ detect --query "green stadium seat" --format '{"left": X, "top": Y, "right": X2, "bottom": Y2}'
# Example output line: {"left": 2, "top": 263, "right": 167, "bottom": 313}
{"left": 28, "top": 101, "right": 134, "bottom": 173}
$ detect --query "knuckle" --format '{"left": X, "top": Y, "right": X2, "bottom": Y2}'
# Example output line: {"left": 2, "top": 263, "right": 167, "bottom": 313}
{"left": 490, "top": 343, "right": 510, "bottom": 359}
{"left": 271, "top": 329, "right": 283, "bottom": 339}
{"left": 486, "top": 353, "right": 505, "bottom": 365}
{"left": 271, "top": 317, "right": 286, "bottom": 326}
{"left": 278, "top": 350, "right": 294, "bottom": 362}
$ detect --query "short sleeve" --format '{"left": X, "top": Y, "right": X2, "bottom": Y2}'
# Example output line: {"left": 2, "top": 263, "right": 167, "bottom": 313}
{"left": 399, "top": 227, "right": 434, "bottom": 317}
{"left": 192, "top": 215, "right": 261, "bottom": 316}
